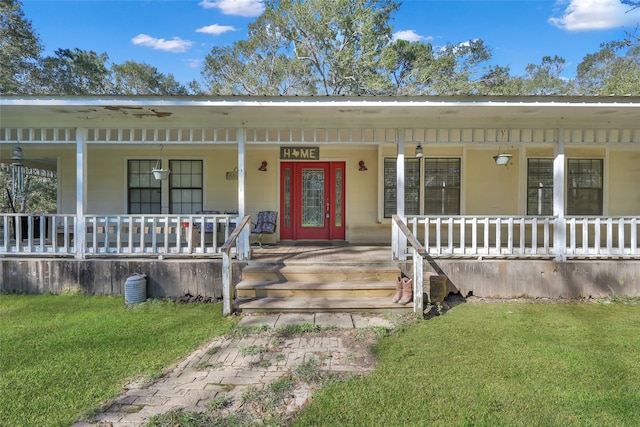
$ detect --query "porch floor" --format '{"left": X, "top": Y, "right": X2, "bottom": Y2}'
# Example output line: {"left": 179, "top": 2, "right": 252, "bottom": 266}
{"left": 249, "top": 244, "right": 394, "bottom": 264}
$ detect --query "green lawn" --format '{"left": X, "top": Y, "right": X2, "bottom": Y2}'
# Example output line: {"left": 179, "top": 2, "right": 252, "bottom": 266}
{"left": 0, "top": 293, "right": 238, "bottom": 427}
{"left": 294, "top": 301, "right": 640, "bottom": 427}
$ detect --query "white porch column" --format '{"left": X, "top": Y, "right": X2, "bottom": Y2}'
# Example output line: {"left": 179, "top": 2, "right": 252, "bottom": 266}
{"left": 553, "top": 128, "right": 566, "bottom": 262}
{"left": 75, "top": 128, "right": 87, "bottom": 259}
{"left": 395, "top": 129, "right": 407, "bottom": 260}
{"left": 236, "top": 127, "right": 249, "bottom": 260}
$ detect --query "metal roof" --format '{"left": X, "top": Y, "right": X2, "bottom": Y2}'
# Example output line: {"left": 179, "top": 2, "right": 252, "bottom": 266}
{"left": 1, "top": 95, "right": 639, "bottom": 130}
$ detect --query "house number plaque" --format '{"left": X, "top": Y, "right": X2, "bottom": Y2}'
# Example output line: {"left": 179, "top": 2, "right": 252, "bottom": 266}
{"left": 280, "top": 146, "right": 320, "bottom": 160}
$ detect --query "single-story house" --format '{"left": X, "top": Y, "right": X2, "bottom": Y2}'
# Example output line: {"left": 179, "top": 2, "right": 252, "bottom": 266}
{"left": 1, "top": 95, "right": 639, "bottom": 308}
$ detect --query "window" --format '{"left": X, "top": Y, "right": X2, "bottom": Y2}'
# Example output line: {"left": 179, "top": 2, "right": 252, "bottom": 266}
{"left": 128, "top": 159, "right": 203, "bottom": 214}
{"left": 128, "top": 160, "right": 161, "bottom": 214}
{"left": 567, "top": 159, "right": 602, "bottom": 215}
{"left": 424, "top": 158, "right": 460, "bottom": 215}
{"left": 525, "top": 158, "right": 603, "bottom": 216}
{"left": 169, "top": 160, "right": 203, "bottom": 214}
{"left": 383, "top": 157, "right": 460, "bottom": 217}
{"left": 384, "top": 158, "right": 420, "bottom": 217}
{"left": 527, "top": 158, "right": 553, "bottom": 215}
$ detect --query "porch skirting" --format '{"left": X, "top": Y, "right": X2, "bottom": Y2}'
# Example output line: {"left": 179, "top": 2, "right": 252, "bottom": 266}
{"left": 0, "top": 258, "right": 245, "bottom": 299}
{"left": 436, "top": 259, "right": 640, "bottom": 299}
{"left": 1, "top": 257, "right": 638, "bottom": 300}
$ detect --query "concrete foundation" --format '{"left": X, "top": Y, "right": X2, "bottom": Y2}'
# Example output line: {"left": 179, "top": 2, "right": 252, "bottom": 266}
{"left": 0, "top": 258, "right": 245, "bottom": 299}
{"left": 430, "top": 259, "right": 640, "bottom": 299}
{"left": 0, "top": 257, "right": 638, "bottom": 300}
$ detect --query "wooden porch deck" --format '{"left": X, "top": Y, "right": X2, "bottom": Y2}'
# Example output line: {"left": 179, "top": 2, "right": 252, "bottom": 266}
{"left": 249, "top": 244, "right": 395, "bottom": 264}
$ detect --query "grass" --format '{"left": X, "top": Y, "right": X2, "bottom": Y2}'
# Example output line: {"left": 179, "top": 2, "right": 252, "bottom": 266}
{"left": 0, "top": 293, "right": 238, "bottom": 427}
{"left": 293, "top": 301, "right": 640, "bottom": 427}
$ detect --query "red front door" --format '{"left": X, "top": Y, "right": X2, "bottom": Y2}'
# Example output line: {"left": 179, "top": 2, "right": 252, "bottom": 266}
{"left": 280, "top": 161, "right": 345, "bottom": 240}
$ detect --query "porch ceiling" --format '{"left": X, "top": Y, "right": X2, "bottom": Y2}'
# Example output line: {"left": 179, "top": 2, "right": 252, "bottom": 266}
{"left": 1, "top": 95, "right": 639, "bottom": 130}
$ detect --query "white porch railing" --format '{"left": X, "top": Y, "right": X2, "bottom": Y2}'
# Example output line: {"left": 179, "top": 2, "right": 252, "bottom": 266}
{"left": 0, "top": 213, "right": 237, "bottom": 257}
{"left": 566, "top": 217, "right": 639, "bottom": 257}
{"left": 404, "top": 215, "right": 639, "bottom": 259}
{"left": 0, "top": 214, "right": 76, "bottom": 255}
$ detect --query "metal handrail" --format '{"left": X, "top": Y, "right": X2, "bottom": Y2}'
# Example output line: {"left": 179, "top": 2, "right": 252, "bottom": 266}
{"left": 392, "top": 215, "right": 426, "bottom": 315}
{"left": 220, "top": 215, "right": 252, "bottom": 316}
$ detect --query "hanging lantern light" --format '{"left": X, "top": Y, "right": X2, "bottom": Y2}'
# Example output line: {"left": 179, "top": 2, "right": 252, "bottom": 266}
{"left": 152, "top": 144, "right": 170, "bottom": 180}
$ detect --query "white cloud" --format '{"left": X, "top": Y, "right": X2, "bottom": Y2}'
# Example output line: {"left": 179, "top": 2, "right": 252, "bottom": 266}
{"left": 549, "top": 0, "right": 640, "bottom": 31}
{"left": 199, "top": 0, "right": 265, "bottom": 17}
{"left": 196, "top": 24, "right": 237, "bottom": 35}
{"left": 393, "top": 30, "right": 431, "bottom": 42}
{"left": 131, "top": 34, "right": 193, "bottom": 53}
{"left": 187, "top": 58, "right": 202, "bottom": 69}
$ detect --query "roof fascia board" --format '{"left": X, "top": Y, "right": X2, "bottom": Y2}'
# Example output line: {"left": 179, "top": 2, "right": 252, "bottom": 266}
{"left": 1, "top": 96, "right": 639, "bottom": 109}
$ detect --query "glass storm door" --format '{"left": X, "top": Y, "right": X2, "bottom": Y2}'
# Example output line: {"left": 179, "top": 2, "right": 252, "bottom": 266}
{"left": 280, "top": 161, "right": 345, "bottom": 240}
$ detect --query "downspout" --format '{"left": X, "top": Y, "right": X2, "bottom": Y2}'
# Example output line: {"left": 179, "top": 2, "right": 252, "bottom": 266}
{"left": 75, "top": 128, "right": 87, "bottom": 260}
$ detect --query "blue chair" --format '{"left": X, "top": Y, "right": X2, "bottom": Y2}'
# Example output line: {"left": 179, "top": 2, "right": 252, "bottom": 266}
{"left": 251, "top": 211, "right": 278, "bottom": 247}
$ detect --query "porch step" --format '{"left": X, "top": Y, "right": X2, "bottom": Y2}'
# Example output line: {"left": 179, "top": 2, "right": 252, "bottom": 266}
{"left": 236, "top": 281, "right": 395, "bottom": 299}
{"left": 235, "top": 262, "right": 411, "bottom": 314}
{"left": 240, "top": 264, "right": 400, "bottom": 282}
{"left": 236, "top": 297, "right": 413, "bottom": 314}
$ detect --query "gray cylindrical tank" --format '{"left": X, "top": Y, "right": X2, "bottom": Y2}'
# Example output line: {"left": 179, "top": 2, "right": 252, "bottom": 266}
{"left": 124, "top": 273, "right": 147, "bottom": 305}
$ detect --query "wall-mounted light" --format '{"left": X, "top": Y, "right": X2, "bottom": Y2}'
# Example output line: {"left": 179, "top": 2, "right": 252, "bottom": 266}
{"left": 358, "top": 160, "right": 368, "bottom": 171}
{"left": 415, "top": 144, "right": 424, "bottom": 158}
{"left": 258, "top": 160, "right": 268, "bottom": 172}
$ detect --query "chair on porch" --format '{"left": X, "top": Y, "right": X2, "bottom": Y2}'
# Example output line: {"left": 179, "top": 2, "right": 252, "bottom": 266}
{"left": 251, "top": 211, "right": 278, "bottom": 247}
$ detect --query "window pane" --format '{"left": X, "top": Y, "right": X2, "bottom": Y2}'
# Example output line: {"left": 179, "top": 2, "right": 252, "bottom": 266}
{"left": 128, "top": 160, "right": 162, "bottom": 214}
{"left": 383, "top": 158, "right": 420, "bottom": 217}
{"left": 567, "top": 159, "right": 603, "bottom": 215}
{"left": 423, "top": 158, "right": 460, "bottom": 215}
{"left": 527, "top": 159, "right": 553, "bottom": 215}
{"left": 169, "top": 160, "right": 203, "bottom": 214}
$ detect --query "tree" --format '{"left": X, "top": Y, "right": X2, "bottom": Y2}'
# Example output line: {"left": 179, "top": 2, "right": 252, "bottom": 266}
{"left": 575, "top": 41, "right": 640, "bottom": 95}
{"left": 379, "top": 39, "right": 434, "bottom": 95}
{"left": 202, "top": 0, "right": 400, "bottom": 95}
{"left": 521, "top": 55, "right": 571, "bottom": 95}
{"left": 202, "top": 36, "right": 314, "bottom": 95}
{"left": 37, "top": 48, "right": 111, "bottom": 95}
{"left": 112, "top": 61, "right": 188, "bottom": 95}
{"left": 0, "top": 0, "right": 42, "bottom": 94}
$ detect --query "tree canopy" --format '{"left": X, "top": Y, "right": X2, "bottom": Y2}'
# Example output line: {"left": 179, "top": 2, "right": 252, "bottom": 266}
{"left": 1, "top": 0, "right": 639, "bottom": 96}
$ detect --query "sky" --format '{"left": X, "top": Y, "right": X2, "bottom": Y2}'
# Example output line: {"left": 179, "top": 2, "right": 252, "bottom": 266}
{"left": 20, "top": 0, "right": 640, "bottom": 86}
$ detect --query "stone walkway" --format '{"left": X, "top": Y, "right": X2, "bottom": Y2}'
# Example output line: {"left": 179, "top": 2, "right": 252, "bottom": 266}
{"left": 73, "top": 313, "right": 397, "bottom": 427}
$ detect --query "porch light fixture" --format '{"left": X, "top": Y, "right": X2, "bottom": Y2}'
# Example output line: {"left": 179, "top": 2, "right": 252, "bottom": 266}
{"left": 11, "top": 146, "right": 24, "bottom": 164}
{"left": 358, "top": 160, "right": 368, "bottom": 171}
{"left": 493, "top": 129, "right": 511, "bottom": 166}
{"left": 152, "top": 144, "right": 170, "bottom": 180}
{"left": 493, "top": 152, "right": 512, "bottom": 166}
{"left": 258, "top": 160, "right": 268, "bottom": 172}
{"left": 415, "top": 144, "right": 424, "bottom": 158}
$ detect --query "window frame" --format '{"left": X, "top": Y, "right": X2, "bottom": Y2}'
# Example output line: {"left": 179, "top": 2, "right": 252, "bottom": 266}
{"left": 127, "top": 158, "right": 204, "bottom": 215}
{"left": 526, "top": 158, "right": 554, "bottom": 216}
{"left": 567, "top": 158, "right": 603, "bottom": 216}
{"left": 383, "top": 156, "right": 461, "bottom": 218}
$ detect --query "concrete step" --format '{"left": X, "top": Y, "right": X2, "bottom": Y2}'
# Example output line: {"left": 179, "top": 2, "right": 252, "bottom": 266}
{"left": 236, "top": 280, "right": 396, "bottom": 299}
{"left": 235, "top": 297, "right": 413, "bottom": 314}
{"left": 240, "top": 264, "right": 401, "bottom": 283}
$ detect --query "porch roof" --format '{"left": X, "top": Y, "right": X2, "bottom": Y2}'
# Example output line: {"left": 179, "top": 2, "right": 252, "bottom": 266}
{"left": 1, "top": 95, "right": 639, "bottom": 130}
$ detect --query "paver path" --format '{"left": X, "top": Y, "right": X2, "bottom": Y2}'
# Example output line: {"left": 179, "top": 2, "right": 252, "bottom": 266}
{"left": 73, "top": 313, "right": 397, "bottom": 427}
